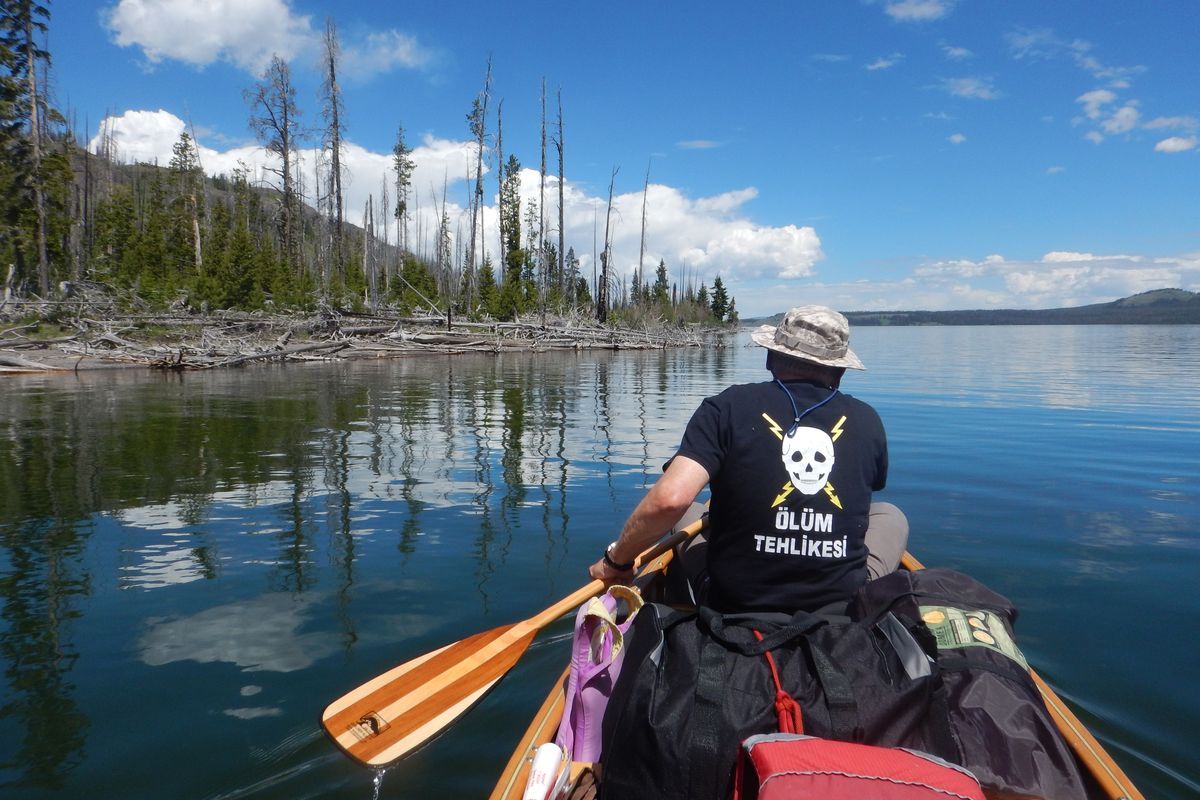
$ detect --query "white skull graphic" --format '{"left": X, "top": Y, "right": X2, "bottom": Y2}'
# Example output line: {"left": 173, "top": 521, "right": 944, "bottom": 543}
{"left": 781, "top": 426, "right": 835, "bottom": 495}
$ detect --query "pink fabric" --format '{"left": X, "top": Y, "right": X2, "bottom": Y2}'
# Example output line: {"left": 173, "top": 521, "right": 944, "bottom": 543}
{"left": 554, "top": 587, "right": 640, "bottom": 762}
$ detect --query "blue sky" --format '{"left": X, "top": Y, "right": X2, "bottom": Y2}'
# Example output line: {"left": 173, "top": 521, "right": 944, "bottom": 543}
{"left": 53, "top": 0, "right": 1199, "bottom": 317}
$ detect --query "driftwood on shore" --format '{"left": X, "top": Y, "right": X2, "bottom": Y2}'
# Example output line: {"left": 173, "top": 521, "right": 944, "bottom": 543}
{"left": 1, "top": 297, "right": 723, "bottom": 374}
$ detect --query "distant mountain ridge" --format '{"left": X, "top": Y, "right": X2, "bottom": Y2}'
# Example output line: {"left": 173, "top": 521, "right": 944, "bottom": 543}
{"left": 746, "top": 289, "right": 1200, "bottom": 327}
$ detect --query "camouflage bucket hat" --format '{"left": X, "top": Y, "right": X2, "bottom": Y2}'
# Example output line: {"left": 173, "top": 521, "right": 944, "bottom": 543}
{"left": 750, "top": 305, "right": 865, "bottom": 370}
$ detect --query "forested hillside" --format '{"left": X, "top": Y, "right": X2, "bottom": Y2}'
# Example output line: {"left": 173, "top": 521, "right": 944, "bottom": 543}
{"left": 0, "top": 5, "right": 735, "bottom": 329}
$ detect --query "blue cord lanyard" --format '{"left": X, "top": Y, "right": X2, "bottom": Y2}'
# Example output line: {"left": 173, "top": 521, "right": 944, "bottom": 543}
{"left": 775, "top": 379, "right": 839, "bottom": 436}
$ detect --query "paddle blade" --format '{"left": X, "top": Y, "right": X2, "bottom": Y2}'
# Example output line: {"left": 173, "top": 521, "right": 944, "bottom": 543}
{"left": 322, "top": 623, "right": 538, "bottom": 767}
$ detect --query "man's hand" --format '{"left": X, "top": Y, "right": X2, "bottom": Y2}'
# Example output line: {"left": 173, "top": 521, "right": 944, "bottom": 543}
{"left": 589, "top": 556, "right": 635, "bottom": 585}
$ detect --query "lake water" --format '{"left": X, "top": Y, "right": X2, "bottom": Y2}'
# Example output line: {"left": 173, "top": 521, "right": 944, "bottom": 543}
{"left": 1, "top": 325, "right": 1198, "bottom": 799}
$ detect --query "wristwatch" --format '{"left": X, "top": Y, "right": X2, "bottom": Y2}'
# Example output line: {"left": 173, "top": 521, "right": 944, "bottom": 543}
{"left": 603, "top": 541, "right": 635, "bottom": 572}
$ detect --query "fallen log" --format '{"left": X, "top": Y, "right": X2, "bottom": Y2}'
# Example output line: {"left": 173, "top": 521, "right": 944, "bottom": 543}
{"left": 0, "top": 353, "right": 67, "bottom": 371}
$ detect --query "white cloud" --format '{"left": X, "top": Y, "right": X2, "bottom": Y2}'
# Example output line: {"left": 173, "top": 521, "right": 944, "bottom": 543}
{"left": 1155, "top": 136, "right": 1198, "bottom": 154}
{"left": 885, "top": 0, "right": 956, "bottom": 22}
{"left": 1007, "top": 28, "right": 1143, "bottom": 86}
{"left": 1046, "top": 165, "right": 1065, "bottom": 174}
{"left": 947, "top": 133, "right": 966, "bottom": 144}
{"left": 1042, "top": 251, "right": 1140, "bottom": 263}
{"left": 104, "top": 0, "right": 433, "bottom": 78}
{"left": 942, "top": 77, "right": 998, "bottom": 100}
{"left": 105, "top": 0, "right": 315, "bottom": 72}
{"left": 1076, "top": 89, "right": 1115, "bottom": 120}
{"left": 1143, "top": 115, "right": 1199, "bottom": 131}
{"left": 746, "top": 249, "right": 1200, "bottom": 315}
{"left": 942, "top": 45, "right": 972, "bottom": 60}
{"left": 677, "top": 140, "right": 721, "bottom": 150}
{"left": 1101, "top": 103, "right": 1141, "bottom": 134}
{"left": 865, "top": 250, "right": 1199, "bottom": 311}
{"left": 866, "top": 53, "right": 904, "bottom": 71}
{"left": 340, "top": 30, "right": 435, "bottom": 80}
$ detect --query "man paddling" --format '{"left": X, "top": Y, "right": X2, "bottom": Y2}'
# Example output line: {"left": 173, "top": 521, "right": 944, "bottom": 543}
{"left": 589, "top": 305, "right": 907, "bottom": 612}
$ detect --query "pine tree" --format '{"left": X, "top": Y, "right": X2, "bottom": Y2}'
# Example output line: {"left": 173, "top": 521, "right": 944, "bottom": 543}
{"left": 391, "top": 125, "right": 414, "bottom": 253}
{"left": 710, "top": 275, "right": 729, "bottom": 322}
{"left": 652, "top": 259, "right": 670, "bottom": 306}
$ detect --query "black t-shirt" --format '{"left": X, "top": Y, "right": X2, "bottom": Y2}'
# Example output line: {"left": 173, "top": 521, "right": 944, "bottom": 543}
{"left": 676, "top": 379, "right": 887, "bottom": 613}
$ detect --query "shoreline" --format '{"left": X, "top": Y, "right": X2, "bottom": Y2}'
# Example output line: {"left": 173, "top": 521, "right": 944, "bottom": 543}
{"left": 1, "top": 308, "right": 722, "bottom": 375}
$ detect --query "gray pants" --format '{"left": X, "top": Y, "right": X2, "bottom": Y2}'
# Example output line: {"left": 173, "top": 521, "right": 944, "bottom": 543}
{"left": 671, "top": 501, "right": 910, "bottom": 604}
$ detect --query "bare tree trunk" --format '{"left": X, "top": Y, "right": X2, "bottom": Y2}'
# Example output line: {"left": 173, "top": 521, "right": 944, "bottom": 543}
{"left": 465, "top": 58, "right": 492, "bottom": 312}
{"left": 555, "top": 89, "right": 565, "bottom": 301}
{"left": 380, "top": 175, "right": 391, "bottom": 297}
{"left": 638, "top": 161, "right": 650, "bottom": 306}
{"left": 26, "top": 14, "right": 49, "bottom": 295}
{"left": 362, "top": 197, "right": 372, "bottom": 308}
{"left": 496, "top": 100, "right": 504, "bottom": 272}
{"left": 598, "top": 167, "right": 618, "bottom": 324}
{"left": 323, "top": 19, "right": 346, "bottom": 282}
{"left": 186, "top": 122, "right": 205, "bottom": 276}
{"left": 539, "top": 78, "right": 547, "bottom": 323}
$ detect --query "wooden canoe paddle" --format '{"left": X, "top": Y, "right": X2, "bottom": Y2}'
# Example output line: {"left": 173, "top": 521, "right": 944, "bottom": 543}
{"left": 321, "top": 514, "right": 709, "bottom": 767}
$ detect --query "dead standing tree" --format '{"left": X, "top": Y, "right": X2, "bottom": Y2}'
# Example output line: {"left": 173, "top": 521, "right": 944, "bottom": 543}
{"left": 538, "top": 78, "right": 547, "bottom": 323}
{"left": 320, "top": 18, "right": 347, "bottom": 288}
{"left": 597, "top": 166, "right": 618, "bottom": 324}
{"left": 464, "top": 58, "right": 492, "bottom": 313}
{"left": 553, "top": 88, "right": 566, "bottom": 304}
{"left": 246, "top": 55, "right": 303, "bottom": 281}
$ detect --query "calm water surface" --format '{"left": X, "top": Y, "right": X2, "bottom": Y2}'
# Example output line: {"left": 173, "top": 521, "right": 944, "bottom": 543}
{"left": 1, "top": 325, "right": 1198, "bottom": 798}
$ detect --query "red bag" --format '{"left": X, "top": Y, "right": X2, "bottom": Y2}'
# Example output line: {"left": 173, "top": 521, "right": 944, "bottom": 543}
{"left": 734, "top": 733, "right": 986, "bottom": 800}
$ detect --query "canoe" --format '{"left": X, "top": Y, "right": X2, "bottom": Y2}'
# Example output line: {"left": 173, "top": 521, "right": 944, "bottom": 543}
{"left": 489, "top": 544, "right": 1144, "bottom": 800}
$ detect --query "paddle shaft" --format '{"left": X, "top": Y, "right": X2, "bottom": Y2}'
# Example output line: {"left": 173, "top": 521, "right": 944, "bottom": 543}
{"left": 528, "top": 513, "right": 708, "bottom": 629}
{"left": 322, "top": 514, "right": 708, "bottom": 767}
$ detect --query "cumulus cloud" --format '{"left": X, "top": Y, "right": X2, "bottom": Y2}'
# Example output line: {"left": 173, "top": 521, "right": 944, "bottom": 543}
{"left": 947, "top": 133, "right": 966, "bottom": 144}
{"left": 942, "top": 45, "right": 972, "bottom": 60}
{"left": 1101, "top": 103, "right": 1141, "bottom": 134}
{"left": 104, "top": 0, "right": 315, "bottom": 72}
{"left": 1010, "top": 28, "right": 1186, "bottom": 151}
{"left": 884, "top": 0, "right": 956, "bottom": 22}
{"left": 104, "top": 0, "right": 433, "bottom": 78}
{"left": 1155, "top": 136, "right": 1198, "bottom": 154}
{"left": 880, "top": 250, "right": 1198, "bottom": 311}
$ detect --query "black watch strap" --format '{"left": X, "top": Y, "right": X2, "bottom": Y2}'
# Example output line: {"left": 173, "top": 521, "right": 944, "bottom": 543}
{"left": 603, "top": 542, "right": 635, "bottom": 571}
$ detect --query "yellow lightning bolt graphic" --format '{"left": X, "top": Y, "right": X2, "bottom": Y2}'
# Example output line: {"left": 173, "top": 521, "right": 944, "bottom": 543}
{"left": 772, "top": 482, "right": 794, "bottom": 508}
{"left": 830, "top": 415, "right": 847, "bottom": 442}
{"left": 824, "top": 483, "right": 843, "bottom": 509}
{"left": 762, "top": 412, "right": 785, "bottom": 441}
